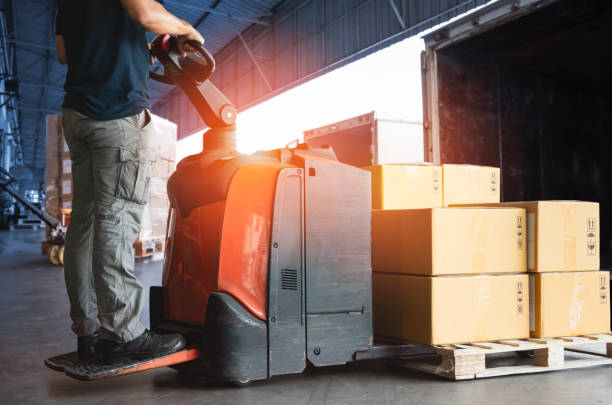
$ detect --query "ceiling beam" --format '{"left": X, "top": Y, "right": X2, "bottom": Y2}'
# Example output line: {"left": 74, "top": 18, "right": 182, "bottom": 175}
{"left": 163, "top": 0, "right": 271, "bottom": 26}
{"left": 13, "top": 105, "right": 60, "bottom": 114}
{"left": 238, "top": 33, "right": 272, "bottom": 91}
{"left": 387, "top": 0, "right": 406, "bottom": 30}
{"left": 7, "top": 38, "right": 55, "bottom": 52}
{"left": 20, "top": 80, "right": 64, "bottom": 91}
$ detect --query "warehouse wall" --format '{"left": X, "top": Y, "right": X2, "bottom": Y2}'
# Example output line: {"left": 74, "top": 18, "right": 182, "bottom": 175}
{"left": 153, "top": 0, "right": 489, "bottom": 140}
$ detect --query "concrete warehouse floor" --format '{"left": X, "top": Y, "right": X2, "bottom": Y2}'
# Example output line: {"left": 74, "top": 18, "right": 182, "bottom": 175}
{"left": 1, "top": 229, "right": 611, "bottom": 404}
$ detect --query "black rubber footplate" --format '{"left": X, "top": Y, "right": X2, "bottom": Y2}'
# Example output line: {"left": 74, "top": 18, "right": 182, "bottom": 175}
{"left": 44, "top": 348, "right": 201, "bottom": 381}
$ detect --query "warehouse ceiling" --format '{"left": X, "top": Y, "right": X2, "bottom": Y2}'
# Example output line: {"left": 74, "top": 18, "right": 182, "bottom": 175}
{"left": 4, "top": 0, "right": 283, "bottom": 187}
{"left": 3, "top": 0, "right": 489, "bottom": 190}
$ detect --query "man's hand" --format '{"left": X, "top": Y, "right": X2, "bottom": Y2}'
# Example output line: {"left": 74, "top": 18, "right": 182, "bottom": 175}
{"left": 175, "top": 29, "right": 204, "bottom": 57}
{"left": 55, "top": 35, "right": 67, "bottom": 65}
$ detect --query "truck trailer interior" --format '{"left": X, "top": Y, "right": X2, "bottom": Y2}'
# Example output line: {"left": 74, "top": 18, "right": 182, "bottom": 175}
{"left": 423, "top": 0, "right": 612, "bottom": 272}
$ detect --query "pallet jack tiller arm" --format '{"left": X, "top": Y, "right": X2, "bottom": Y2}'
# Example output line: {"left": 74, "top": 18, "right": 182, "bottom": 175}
{"left": 150, "top": 34, "right": 237, "bottom": 150}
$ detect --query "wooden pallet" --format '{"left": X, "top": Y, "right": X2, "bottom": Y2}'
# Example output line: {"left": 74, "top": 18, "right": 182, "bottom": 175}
{"left": 134, "top": 238, "right": 164, "bottom": 260}
{"left": 395, "top": 333, "right": 612, "bottom": 380}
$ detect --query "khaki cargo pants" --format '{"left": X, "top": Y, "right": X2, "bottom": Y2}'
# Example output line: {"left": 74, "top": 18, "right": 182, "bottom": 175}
{"left": 62, "top": 108, "right": 158, "bottom": 343}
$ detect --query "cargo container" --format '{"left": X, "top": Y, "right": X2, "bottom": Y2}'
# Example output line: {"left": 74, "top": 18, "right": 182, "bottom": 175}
{"left": 303, "top": 111, "right": 423, "bottom": 167}
{"left": 421, "top": 0, "right": 611, "bottom": 277}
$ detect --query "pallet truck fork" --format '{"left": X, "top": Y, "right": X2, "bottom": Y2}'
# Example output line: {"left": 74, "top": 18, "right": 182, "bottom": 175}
{"left": 45, "top": 34, "right": 427, "bottom": 383}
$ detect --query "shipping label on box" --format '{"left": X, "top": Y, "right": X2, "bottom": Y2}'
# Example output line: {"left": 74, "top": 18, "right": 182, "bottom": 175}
{"left": 442, "top": 164, "right": 500, "bottom": 206}
{"left": 372, "top": 207, "right": 526, "bottom": 275}
{"left": 373, "top": 273, "right": 530, "bottom": 345}
{"left": 530, "top": 271, "right": 610, "bottom": 338}
{"left": 455, "top": 201, "right": 600, "bottom": 272}
{"left": 364, "top": 164, "right": 443, "bottom": 210}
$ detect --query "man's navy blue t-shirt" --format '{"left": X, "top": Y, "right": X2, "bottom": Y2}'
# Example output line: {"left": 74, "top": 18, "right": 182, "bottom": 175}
{"left": 56, "top": 0, "right": 150, "bottom": 121}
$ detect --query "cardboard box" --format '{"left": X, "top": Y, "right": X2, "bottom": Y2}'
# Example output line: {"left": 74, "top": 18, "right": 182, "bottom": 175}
{"left": 151, "top": 114, "right": 178, "bottom": 162}
{"left": 373, "top": 272, "right": 529, "bottom": 344}
{"left": 372, "top": 207, "right": 526, "bottom": 275}
{"left": 530, "top": 271, "right": 610, "bottom": 338}
{"left": 454, "top": 201, "right": 599, "bottom": 272}
{"left": 61, "top": 177, "right": 72, "bottom": 195}
{"left": 442, "top": 164, "right": 500, "bottom": 206}
{"left": 364, "top": 164, "right": 442, "bottom": 209}
{"left": 152, "top": 159, "right": 175, "bottom": 179}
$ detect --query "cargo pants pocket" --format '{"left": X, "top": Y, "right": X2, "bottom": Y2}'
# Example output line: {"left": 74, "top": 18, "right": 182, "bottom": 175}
{"left": 115, "top": 149, "right": 153, "bottom": 205}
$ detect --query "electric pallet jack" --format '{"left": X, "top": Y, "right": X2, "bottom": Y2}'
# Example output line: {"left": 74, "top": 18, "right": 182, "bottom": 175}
{"left": 45, "top": 35, "right": 429, "bottom": 383}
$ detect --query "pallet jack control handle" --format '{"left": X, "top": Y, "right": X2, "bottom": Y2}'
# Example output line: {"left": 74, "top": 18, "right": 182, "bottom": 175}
{"left": 149, "top": 34, "right": 237, "bottom": 132}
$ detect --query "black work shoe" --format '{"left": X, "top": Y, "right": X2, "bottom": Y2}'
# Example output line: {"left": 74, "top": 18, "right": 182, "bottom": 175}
{"left": 77, "top": 331, "right": 100, "bottom": 361}
{"left": 103, "top": 330, "right": 186, "bottom": 365}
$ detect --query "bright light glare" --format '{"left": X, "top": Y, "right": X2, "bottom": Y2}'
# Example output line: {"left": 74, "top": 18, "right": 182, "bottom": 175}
{"left": 176, "top": 130, "right": 203, "bottom": 162}
{"left": 178, "top": 36, "right": 425, "bottom": 158}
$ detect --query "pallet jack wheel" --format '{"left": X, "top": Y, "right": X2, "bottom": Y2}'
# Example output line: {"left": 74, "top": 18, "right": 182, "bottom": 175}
{"left": 232, "top": 379, "right": 252, "bottom": 387}
{"left": 48, "top": 245, "right": 61, "bottom": 266}
{"left": 58, "top": 245, "right": 65, "bottom": 266}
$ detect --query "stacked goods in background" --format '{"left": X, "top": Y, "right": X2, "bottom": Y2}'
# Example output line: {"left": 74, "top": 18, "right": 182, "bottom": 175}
{"left": 44, "top": 115, "right": 71, "bottom": 237}
{"left": 44, "top": 113, "right": 178, "bottom": 258}
{"left": 369, "top": 163, "right": 529, "bottom": 345}
{"left": 455, "top": 201, "right": 610, "bottom": 337}
{"left": 136, "top": 114, "right": 178, "bottom": 258}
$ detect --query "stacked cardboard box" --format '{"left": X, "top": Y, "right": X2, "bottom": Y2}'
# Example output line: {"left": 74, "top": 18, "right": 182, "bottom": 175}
{"left": 45, "top": 115, "right": 72, "bottom": 236}
{"left": 364, "top": 164, "right": 442, "bottom": 209}
{"left": 368, "top": 163, "right": 529, "bottom": 345}
{"left": 442, "top": 164, "right": 500, "bottom": 206}
{"left": 457, "top": 201, "right": 610, "bottom": 337}
{"left": 139, "top": 115, "right": 177, "bottom": 243}
{"left": 364, "top": 163, "right": 500, "bottom": 209}
{"left": 44, "top": 113, "right": 178, "bottom": 247}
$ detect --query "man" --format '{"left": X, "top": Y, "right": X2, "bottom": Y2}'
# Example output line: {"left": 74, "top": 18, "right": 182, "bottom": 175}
{"left": 55, "top": 0, "right": 203, "bottom": 364}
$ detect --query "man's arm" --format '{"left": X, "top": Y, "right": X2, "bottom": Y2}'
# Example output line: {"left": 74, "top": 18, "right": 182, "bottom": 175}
{"left": 55, "top": 35, "right": 67, "bottom": 65}
{"left": 120, "top": 0, "right": 204, "bottom": 55}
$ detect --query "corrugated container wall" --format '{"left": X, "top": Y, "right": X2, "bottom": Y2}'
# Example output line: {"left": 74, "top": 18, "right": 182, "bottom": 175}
{"left": 152, "top": 0, "right": 489, "bottom": 140}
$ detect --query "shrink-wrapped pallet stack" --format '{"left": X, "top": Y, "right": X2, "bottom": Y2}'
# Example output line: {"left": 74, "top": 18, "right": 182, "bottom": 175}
{"left": 44, "top": 113, "right": 178, "bottom": 257}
